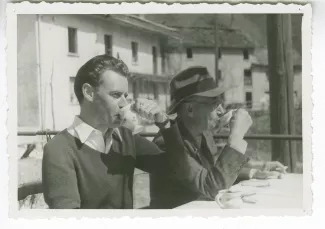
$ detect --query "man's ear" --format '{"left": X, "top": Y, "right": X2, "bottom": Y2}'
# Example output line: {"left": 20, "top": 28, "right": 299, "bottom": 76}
{"left": 82, "top": 83, "right": 94, "bottom": 102}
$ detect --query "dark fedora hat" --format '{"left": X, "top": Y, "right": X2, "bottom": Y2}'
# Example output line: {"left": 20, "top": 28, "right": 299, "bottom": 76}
{"left": 168, "top": 66, "right": 227, "bottom": 114}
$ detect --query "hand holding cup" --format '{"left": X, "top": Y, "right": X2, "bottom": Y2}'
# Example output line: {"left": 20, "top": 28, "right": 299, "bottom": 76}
{"left": 229, "top": 108, "right": 253, "bottom": 139}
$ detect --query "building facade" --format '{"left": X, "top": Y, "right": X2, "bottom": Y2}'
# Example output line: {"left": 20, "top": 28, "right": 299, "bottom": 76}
{"left": 167, "top": 40, "right": 302, "bottom": 111}
{"left": 17, "top": 14, "right": 178, "bottom": 133}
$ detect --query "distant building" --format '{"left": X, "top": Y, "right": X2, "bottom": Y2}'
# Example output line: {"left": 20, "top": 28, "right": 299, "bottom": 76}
{"left": 17, "top": 14, "right": 178, "bottom": 134}
{"left": 164, "top": 27, "right": 301, "bottom": 110}
{"left": 251, "top": 48, "right": 302, "bottom": 110}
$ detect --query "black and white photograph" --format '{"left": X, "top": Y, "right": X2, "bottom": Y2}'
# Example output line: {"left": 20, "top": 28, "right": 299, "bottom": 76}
{"left": 4, "top": 3, "right": 312, "bottom": 216}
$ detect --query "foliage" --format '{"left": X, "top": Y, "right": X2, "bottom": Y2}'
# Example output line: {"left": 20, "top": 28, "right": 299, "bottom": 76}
{"left": 246, "top": 109, "right": 303, "bottom": 162}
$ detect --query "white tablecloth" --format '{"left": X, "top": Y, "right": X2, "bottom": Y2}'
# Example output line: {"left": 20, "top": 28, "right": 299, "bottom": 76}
{"left": 175, "top": 174, "right": 303, "bottom": 209}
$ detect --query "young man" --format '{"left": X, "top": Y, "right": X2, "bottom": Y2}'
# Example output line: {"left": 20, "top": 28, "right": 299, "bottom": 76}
{"left": 149, "top": 66, "right": 286, "bottom": 209}
{"left": 42, "top": 55, "right": 178, "bottom": 209}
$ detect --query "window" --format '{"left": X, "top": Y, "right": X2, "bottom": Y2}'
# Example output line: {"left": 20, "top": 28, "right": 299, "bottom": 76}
{"left": 245, "top": 92, "right": 252, "bottom": 109}
{"left": 244, "top": 69, "right": 252, "bottom": 86}
{"left": 69, "top": 77, "right": 78, "bottom": 104}
{"left": 131, "top": 42, "right": 139, "bottom": 63}
{"left": 186, "top": 48, "right": 193, "bottom": 59}
{"left": 104, "top": 35, "right": 113, "bottom": 56}
{"left": 161, "top": 49, "right": 166, "bottom": 74}
{"left": 243, "top": 49, "right": 249, "bottom": 60}
{"left": 152, "top": 46, "right": 157, "bottom": 74}
{"left": 68, "top": 27, "right": 78, "bottom": 54}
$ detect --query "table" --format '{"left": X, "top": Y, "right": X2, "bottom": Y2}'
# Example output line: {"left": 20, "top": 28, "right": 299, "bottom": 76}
{"left": 175, "top": 174, "right": 303, "bottom": 209}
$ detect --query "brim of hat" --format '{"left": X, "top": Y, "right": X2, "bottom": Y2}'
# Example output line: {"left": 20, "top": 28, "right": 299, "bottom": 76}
{"left": 167, "top": 87, "right": 228, "bottom": 114}
{"left": 193, "top": 87, "right": 228, "bottom": 97}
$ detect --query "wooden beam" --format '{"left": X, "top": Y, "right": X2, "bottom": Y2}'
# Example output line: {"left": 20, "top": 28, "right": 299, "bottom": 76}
{"left": 213, "top": 15, "right": 219, "bottom": 86}
{"left": 267, "top": 14, "right": 298, "bottom": 172}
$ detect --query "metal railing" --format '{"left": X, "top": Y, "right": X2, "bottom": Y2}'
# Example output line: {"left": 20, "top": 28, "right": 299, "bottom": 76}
{"left": 18, "top": 130, "right": 302, "bottom": 141}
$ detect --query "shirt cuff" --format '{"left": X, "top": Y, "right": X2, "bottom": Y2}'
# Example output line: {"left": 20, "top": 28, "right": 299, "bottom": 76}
{"left": 249, "top": 168, "right": 258, "bottom": 179}
{"left": 227, "top": 136, "right": 248, "bottom": 154}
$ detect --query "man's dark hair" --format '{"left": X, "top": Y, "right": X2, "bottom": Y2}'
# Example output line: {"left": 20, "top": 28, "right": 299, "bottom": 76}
{"left": 74, "top": 55, "right": 131, "bottom": 104}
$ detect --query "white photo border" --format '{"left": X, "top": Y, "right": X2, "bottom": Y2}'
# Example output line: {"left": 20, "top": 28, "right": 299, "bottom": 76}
{"left": 5, "top": 2, "right": 312, "bottom": 219}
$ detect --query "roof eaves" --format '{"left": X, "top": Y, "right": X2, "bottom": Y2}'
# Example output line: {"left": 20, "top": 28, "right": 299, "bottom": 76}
{"left": 168, "top": 26, "right": 255, "bottom": 49}
{"left": 130, "top": 72, "right": 172, "bottom": 83}
{"left": 106, "top": 15, "right": 181, "bottom": 38}
{"left": 167, "top": 42, "right": 255, "bottom": 49}
{"left": 127, "top": 15, "right": 178, "bottom": 32}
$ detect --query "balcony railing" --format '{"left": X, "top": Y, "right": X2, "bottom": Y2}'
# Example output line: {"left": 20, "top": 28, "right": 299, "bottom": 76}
{"left": 18, "top": 131, "right": 302, "bottom": 141}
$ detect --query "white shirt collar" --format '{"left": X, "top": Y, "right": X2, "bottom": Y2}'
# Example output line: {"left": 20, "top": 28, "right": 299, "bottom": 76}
{"left": 67, "top": 116, "right": 122, "bottom": 153}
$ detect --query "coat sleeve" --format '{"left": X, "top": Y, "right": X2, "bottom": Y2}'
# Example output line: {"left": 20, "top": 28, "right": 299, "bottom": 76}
{"left": 134, "top": 133, "right": 170, "bottom": 174}
{"left": 42, "top": 141, "right": 81, "bottom": 209}
{"left": 159, "top": 122, "right": 250, "bottom": 200}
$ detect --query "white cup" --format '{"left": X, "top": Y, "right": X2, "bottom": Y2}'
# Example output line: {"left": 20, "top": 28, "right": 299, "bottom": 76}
{"left": 215, "top": 190, "right": 244, "bottom": 209}
{"left": 215, "top": 109, "right": 236, "bottom": 131}
{"left": 119, "top": 103, "right": 146, "bottom": 134}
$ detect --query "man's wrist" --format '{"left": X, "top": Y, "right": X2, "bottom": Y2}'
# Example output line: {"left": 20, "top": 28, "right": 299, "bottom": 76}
{"left": 227, "top": 134, "right": 247, "bottom": 154}
{"left": 155, "top": 113, "right": 177, "bottom": 129}
{"left": 249, "top": 168, "right": 258, "bottom": 179}
{"left": 155, "top": 118, "right": 171, "bottom": 129}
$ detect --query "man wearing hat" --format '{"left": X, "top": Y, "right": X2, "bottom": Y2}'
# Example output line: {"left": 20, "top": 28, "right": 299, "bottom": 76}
{"left": 149, "top": 66, "right": 286, "bottom": 209}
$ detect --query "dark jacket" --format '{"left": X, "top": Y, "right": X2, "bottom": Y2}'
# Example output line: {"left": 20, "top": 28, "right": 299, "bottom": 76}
{"left": 149, "top": 120, "right": 250, "bottom": 209}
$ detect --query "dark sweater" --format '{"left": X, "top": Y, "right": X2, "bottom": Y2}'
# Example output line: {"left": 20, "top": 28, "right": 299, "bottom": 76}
{"left": 42, "top": 127, "right": 168, "bottom": 209}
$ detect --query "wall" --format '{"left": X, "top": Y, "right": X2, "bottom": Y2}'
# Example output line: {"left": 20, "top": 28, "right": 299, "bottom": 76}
{"left": 219, "top": 48, "right": 255, "bottom": 106}
{"left": 37, "top": 14, "right": 168, "bottom": 130}
{"left": 250, "top": 68, "right": 269, "bottom": 110}
{"left": 17, "top": 15, "right": 40, "bottom": 130}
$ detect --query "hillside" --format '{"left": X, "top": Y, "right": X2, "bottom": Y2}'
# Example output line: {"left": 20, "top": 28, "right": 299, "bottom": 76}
{"left": 145, "top": 14, "right": 302, "bottom": 54}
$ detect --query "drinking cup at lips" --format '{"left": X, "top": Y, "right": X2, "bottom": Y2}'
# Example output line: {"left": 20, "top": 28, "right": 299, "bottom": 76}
{"left": 119, "top": 103, "right": 146, "bottom": 134}
{"left": 119, "top": 103, "right": 177, "bottom": 134}
{"left": 215, "top": 109, "right": 236, "bottom": 131}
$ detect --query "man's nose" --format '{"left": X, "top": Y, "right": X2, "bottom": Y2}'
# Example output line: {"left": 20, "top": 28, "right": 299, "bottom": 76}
{"left": 118, "top": 95, "right": 128, "bottom": 108}
{"left": 215, "top": 104, "right": 225, "bottom": 116}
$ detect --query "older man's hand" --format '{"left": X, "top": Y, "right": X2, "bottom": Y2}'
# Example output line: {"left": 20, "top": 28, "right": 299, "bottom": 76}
{"left": 263, "top": 161, "right": 288, "bottom": 174}
{"left": 227, "top": 109, "right": 252, "bottom": 155}
{"left": 251, "top": 170, "right": 282, "bottom": 179}
{"left": 229, "top": 108, "right": 252, "bottom": 140}
{"left": 249, "top": 161, "right": 288, "bottom": 180}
